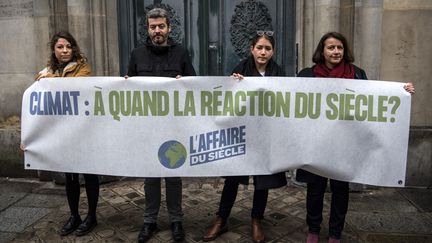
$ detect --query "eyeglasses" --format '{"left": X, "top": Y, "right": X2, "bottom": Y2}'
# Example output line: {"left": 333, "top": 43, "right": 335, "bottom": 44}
{"left": 256, "top": 30, "right": 274, "bottom": 37}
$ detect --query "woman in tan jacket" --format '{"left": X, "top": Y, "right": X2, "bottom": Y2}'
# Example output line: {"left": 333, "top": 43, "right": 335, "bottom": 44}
{"left": 35, "top": 31, "right": 99, "bottom": 236}
{"left": 36, "top": 33, "right": 91, "bottom": 80}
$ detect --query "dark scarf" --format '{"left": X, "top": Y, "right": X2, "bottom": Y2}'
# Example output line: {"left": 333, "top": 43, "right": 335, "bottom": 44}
{"left": 313, "top": 61, "right": 355, "bottom": 78}
{"left": 54, "top": 62, "right": 68, "bottom": 75}
{"left": 243, "top": 55, "right": 281, "bottom": 76}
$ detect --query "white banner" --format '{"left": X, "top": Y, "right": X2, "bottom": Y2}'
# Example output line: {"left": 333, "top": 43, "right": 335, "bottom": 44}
{"left": 21, "top": 76, "right": 411, "bottom": 187}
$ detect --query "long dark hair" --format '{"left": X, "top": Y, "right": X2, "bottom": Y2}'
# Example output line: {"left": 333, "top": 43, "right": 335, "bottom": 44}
{"left": 47, "top": 31, "right": 86, "bottom": 71}
{"left": 250, "top": 34, "right": 275, "bottom": 49}
{"left": 312, "top": 32, "right": 354, "bottom": 64}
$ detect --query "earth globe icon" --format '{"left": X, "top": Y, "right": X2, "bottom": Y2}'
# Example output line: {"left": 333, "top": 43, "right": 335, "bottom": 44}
{"left": 158, "top": 140, "right": 187, "bottom": 169}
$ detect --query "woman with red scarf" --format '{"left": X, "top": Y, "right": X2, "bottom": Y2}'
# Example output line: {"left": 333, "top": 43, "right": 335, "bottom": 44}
{"left": 296, "top": 32, "right": 415, "bottom": 243}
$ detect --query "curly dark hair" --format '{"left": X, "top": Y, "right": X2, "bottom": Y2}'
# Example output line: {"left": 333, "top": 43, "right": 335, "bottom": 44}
{"left": 47, "top": 31, "right": 86, "bottom": 71}
{"left": 312, "top": 32, "right": 354, "bottom": 64}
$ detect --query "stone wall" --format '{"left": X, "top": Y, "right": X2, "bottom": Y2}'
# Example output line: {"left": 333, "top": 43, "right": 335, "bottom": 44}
{"left": 380, "top": 0, "right": 432, "bottom": 187}
{"left": 0, "top": 0, "right": 119, "bottom": 179}
{"left": 381, "top": 0, "right": 432, "bottom": 127}
{"left": 0, "top": 0, "right": 119, "bottom": 120}
{"left": 0, "top": 0, "right": 40, "bottom": 119}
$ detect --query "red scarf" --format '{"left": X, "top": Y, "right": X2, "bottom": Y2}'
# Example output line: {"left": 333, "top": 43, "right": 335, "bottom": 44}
{"left": 313, "top": 61, "right": 355, "bottom": 78}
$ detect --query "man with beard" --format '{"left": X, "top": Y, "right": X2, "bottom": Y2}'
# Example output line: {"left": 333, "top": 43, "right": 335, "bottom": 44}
{"left": 126, "top": 8, "right": 196, "bottom": 243}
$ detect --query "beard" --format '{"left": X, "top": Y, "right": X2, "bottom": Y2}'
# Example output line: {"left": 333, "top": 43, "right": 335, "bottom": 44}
{"left": 151, "top": 33, "right": 168, "bottom": 45}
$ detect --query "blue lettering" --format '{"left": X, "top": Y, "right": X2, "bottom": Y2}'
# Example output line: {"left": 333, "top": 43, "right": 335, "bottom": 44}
{"left": 219, "top": 129, "right": 226, "bottom": 147}
{"left": 190, "top": 126, "right": 246, "bottom": 154}
{"left": 47, "top": 92, "right": 62, "bottom": 115}
{"left": 69, "top": 91, "right": 80, "bottom": 115}
{"left": 62, "top": 92, "right": 72, "bottom": 115}
{"left": 42, "top": 92, "right": 47, "bottom": 115}
{"left": 239, "top": 125, "right": 246, "bottom": 143}
{"left": 189, "top": 144, "right": 246, "bottom": 166}
{"left": 198, "top": 134, "right": 206, "bottom": 152}
{"left": 27, "top": 91, "right": 80, "bottom": 116}
{"left": 30, "top": 92, "right": 38, "bottom": 115}
{"left": 206, "top": 132, "right": 213, "bottom": 150}
{"left": 189, "top": 136, "right": 196, "bottom": 153}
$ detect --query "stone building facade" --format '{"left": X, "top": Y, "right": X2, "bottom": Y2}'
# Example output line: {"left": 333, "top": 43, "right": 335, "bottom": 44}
{"left": 0, "top": 0, "right": 430, "bottom": 186}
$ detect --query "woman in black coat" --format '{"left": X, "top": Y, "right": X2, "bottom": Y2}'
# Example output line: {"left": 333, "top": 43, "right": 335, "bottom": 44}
{"left": 203, "top": 31, "right": 286, "bottom": 243}
{"left": 296, "top": 31, "right": 415, "bottom": 243}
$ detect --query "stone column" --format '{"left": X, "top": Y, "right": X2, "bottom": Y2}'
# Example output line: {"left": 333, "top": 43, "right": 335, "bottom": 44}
{"left": 0, "top": 0, "right": 37, "bottom": 118}
{"left": 314, "top": 0, "right": 340, "bottom": 41}
{"left": 300, "top": 0, "right": 340, "bottom": 69}
{"left": 34, "top": 0, "right": 69, "bottom": 71}
{"left": 302, "top": 0, "right": 314, "bottom": 69}
{"left": 339, "top": 0, "right": 355, "bottom": 46}
{"left": 66, "top": 0, "right": 92, "bottom": 68}
{"left": 354, "top": 0, "right": 383, "bottom": 80}
{"left": 66, "top": 0, "right": 119, "bottom": 76}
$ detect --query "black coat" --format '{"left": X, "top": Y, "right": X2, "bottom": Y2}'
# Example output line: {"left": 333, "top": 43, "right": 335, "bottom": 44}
{"left": 232, "top": 55, "right": 285, "bottom": 77}
{"left": 227, "top": 56, "right": 287, "bottom": 190}
{"left": 127, "top": 38, "right": 196, "bottom": 77}
{"left": 296, "top": 64, "right": 367, "bottom": 183}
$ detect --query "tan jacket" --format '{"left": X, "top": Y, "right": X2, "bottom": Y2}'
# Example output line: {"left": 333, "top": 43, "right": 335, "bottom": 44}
{"left": 35, "top": 62, "right": 91, "bottom": 80}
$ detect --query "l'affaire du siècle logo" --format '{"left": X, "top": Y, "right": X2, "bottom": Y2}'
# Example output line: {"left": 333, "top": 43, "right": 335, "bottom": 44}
{"left": 157, "top": 125, "right": 246, "bottom": 169}
{"left": 189, "top": 125, "right": 246, "bottom": 165}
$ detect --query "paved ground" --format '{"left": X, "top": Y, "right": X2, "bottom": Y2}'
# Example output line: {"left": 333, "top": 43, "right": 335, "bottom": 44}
{"left": 1, "top": 176, "right": 432, "bottom": 243}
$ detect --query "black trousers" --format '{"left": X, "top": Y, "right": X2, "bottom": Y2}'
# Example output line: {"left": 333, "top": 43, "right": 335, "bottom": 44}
{"left": 306, "top": 176, "right": 349, "bottom": 239}
{"left": 217, "top": 177, "right": 269, "bottom": 220}
{"left": 65, "top": 173, "right": 99, "bottom": 217}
